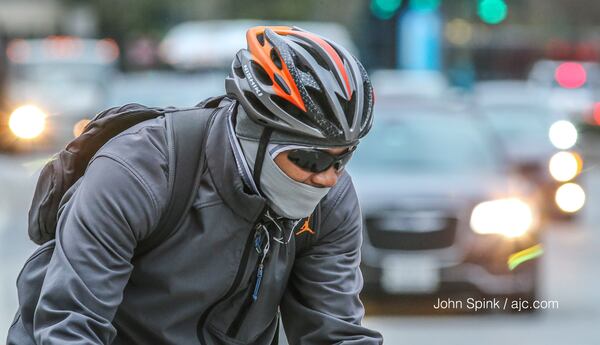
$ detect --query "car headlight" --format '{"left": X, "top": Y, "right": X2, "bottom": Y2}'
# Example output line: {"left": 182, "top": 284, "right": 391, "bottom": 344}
{"left": 548, "top": 120, "right": 577, "bottom": 150}
{"left": 549, "top": 151, "right": 582, "bottom": 182}
{"left": 470, "top": 198, "right": 535, "bottom": 237}
{"left": 9, "top": 105, "right": 47, "bottom": 139}
{"left": 555, "top": 183, "right": 585, "bottom": 213}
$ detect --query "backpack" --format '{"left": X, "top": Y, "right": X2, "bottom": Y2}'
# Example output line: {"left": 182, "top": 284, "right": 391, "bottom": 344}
{"left": 6, "top": 95, "right": 226, "bottom": 345}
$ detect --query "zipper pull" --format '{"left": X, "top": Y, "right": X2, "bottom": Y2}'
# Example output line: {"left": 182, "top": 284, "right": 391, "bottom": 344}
{"left": 252, "top": 233, "right": 270, "bottom": 301}
{"left": 252, "top": 263, "right": 264, "bottom": 301}
{"left": 254, "top": 229, "right": 263, "bottom": 254}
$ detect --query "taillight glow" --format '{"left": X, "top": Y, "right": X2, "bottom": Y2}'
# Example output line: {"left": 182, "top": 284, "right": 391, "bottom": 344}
{"left": 6, "top": 39, "right": 30, "bottom": 63}
{"left": 555, "top": 62, "right": 587, "bottom": 89}
{"left": 97, "top": 38, "right": 120, "bottom": 63}
{"left": 593, "top": 102, "right": 600, "bottom": 125}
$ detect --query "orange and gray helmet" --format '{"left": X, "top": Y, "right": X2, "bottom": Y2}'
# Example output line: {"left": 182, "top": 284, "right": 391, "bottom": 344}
{"left": 226, "top": 26, "right": 374, "bottom": 146}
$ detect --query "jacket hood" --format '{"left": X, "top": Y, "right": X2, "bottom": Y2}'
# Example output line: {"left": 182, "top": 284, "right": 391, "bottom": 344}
{"left": 205, "top": 100, "right": 267, "bottom": 222}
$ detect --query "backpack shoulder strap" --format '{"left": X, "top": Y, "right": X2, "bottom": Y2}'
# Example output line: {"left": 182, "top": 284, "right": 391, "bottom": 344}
{"left": 134, "top": 106, "right": 218, "bottom": 256}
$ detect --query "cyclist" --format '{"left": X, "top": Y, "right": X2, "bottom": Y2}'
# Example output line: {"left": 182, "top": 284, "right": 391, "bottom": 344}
{"left": 31, "top": 26, "right": 382, "bottom": 344}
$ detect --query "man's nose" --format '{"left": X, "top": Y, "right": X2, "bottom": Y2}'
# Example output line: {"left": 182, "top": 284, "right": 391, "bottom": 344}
{"left": 310, "top": 167, "right": 339, "bottom": 188}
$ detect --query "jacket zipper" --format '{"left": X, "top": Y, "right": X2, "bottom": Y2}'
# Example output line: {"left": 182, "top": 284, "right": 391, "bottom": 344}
{"left": 225, "top": 226, "right": 270, "bottom": 337}
{"left": 196, "top": 206, "right": 268, "bottom": 344}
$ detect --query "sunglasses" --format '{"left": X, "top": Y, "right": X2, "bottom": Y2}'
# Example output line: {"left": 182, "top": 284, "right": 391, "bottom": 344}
{"left": 287, "top": 146, "right": 357, "bottom": 173}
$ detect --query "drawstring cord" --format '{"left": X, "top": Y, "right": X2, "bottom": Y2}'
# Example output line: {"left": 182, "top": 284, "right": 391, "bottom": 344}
{"left": 263, "top": 209, "right": 302, "bottom": 245}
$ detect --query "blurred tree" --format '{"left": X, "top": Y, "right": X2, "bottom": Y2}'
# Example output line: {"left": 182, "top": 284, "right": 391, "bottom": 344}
{"left": 63, "top": 0, "right": 190, "bottom": 40}
{"left": 61, "top": 0, "right": 363, "bottom": 41}
{"left": 60, "top": 0, "right": 367, "bottom": 69}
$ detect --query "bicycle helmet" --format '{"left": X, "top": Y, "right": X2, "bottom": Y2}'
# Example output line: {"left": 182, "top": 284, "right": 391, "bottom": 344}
{"left": 226, "top": 26, "right": 374, "bottom": 147}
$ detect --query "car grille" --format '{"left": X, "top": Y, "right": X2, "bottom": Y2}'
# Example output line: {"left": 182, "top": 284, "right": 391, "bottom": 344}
{"left": 365, "top": 213, "right": 457, "bottom": 250}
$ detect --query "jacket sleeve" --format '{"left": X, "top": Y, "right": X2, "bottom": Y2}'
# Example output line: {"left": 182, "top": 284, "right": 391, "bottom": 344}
{"left": 33, "top": 141, "right": 168, "bottom": 344}
{"left": 280, "top": 175, "right": 383, "bottom": 345}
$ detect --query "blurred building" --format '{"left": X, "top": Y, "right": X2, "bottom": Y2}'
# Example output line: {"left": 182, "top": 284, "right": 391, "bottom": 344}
{"left": 0, "top": 0, "right": 97, "bottom": 37}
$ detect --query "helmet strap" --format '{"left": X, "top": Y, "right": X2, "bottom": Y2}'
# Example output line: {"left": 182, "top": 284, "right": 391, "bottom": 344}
{"left": 253, "top": 126, "right": 273, "bottom": 195}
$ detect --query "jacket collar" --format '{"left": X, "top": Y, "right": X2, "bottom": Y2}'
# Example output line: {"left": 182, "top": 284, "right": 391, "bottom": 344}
{"left": 205, "top": 100, "right": 267, "bottom": 223}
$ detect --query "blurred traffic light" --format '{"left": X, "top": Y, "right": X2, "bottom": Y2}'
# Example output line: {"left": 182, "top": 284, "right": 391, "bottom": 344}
{"left": 409, "top": 0, "right": 441, "bottom": 11}
{"left": 478, "top": 0, "right": 508, "bottom": 25}
{"left": 370, "top": 0, "right": 403, "bottom": 20}
{"left": 370, "top": 0, "right": 440, "bottom": 20}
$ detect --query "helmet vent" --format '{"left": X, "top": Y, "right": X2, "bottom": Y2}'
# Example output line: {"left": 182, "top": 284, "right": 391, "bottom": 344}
{"left": 296, "top": 41, "right": 330, "bottom": 71}
{"left": 244, "top": 91, "right": 278, "bottom": 122}
{"left": 295, "top": 61, "right": 311, "bottom": 74}
{"left": 234, "top": 65, "right": 245, "bottom": 79}
{"left": 274, "top": 74, "right": 291, "bottom": 95}
{"left": 337, "top": 91, "right": 355, "bottom": 127}
{"left": 251, "top": 61, "right": 273, "bottom": 86}
{"left": 270, "top": 49, "right": 283, "bottom": 70}
{"left": 292, "top": 52, "right": 312, "bottom": 74}
{"left": 257, "top": 33, "right": 265, "bottom": 46}
{"left": 306, "top": 87, "right": 341, "bottom": 129}
{"left": 271, "top": 95, "right": 304, "bottom": 119}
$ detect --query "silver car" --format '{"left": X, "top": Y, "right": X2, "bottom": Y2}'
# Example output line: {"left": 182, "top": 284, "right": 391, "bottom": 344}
{"left": 349, "top": 97, "right": 542, "bottom": 303}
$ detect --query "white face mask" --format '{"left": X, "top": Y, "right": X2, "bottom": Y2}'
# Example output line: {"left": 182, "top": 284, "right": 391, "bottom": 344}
{"left": 239, "top": 138, "right": 331, "bottom": 219}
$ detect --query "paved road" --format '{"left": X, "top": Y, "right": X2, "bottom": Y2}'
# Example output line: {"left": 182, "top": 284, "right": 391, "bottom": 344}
{"left": 0, "top": 153, "right": 39, "bottom": 340}
{"left": 1, "top": 152, "right": 599, "bottom": 344}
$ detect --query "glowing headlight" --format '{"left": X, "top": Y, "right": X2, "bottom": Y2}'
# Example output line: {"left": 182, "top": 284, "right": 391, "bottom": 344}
{"left": 549, "top": 120, "right": 578, "bottom": 150}
{"left": 470, "top": 198, "right": 535, "bottom": 237}
{"left": 555, "top": 183, "right": 585, "bottom": 213}
{"left": 9, "top": 105, "right": 47, "bottom": 139}
{"left": 549, "top": 151, "right": 582, "bottom": 182}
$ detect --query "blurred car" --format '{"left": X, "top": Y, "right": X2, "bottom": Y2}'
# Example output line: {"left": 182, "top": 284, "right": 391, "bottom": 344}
{"left": 349, "top": 97, "right": 542, "bottom": 302}
{"left": 1, "top": 36, "right": 119, "bottom": 151}
{"left": 159, "top": 20, "right": 357, "bottom": 70}
{"left": 371, "top": 69, "right": 450, "bottom": 99}
{"left": 528, "top": 59, "right": 600, "bottom": 119}
{"left": 106, "top": 70, "right": 225, "bottom": 108}
{"left": 474, "top": 81, "right": 586, "bottom": 218}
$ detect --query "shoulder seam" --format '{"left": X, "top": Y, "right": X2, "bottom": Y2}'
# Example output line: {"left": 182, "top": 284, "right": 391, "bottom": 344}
{"left": 89, "top": 153, "right": 160, "bottom": 216}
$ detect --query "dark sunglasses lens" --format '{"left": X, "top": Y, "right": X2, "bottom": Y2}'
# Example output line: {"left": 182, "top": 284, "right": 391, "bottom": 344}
{"left": 288, "top": 150, "right": 334, "bottom": 173}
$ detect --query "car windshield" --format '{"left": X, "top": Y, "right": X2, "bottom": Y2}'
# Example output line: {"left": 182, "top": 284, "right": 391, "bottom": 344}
{"left": 483, "top": 106, "right": 552, "bottom": 143}
{"left": 350, "top": 109, "right": 501, "bottom": 174}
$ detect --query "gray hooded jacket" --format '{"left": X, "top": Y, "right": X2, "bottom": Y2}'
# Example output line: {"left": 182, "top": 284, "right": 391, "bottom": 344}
{"left": 30, "top": 100, "right": 383, "bottom": 344}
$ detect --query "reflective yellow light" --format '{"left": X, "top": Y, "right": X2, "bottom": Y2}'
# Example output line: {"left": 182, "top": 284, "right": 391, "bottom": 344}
{"left": 549, "top": 120, "right": 578, "bottom": 150}
{"left": 508, "top": 244, "right": 544, "bottom": 271}
{"left": 73, "top": 119, "right": 91, "bottom": 138}
{"left": 555, "top": 183, "right": 585, "bottom": 213}
{"left": 470, "top": 198, "right": 535, "bottom": 237}
{"left": 9, "top": 105, "right": 47, "bottom": 139}
{"left": 549, "top": 151, "right": 582, "bottom": 182}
